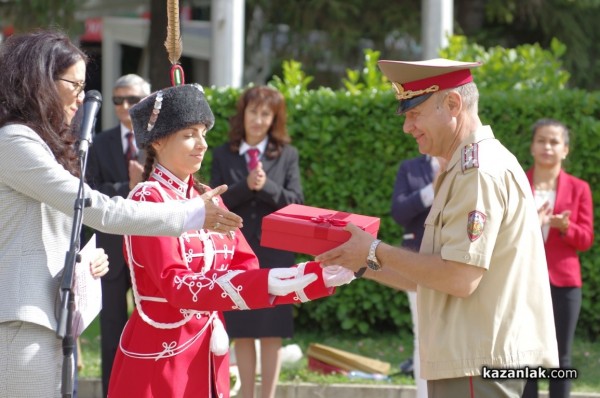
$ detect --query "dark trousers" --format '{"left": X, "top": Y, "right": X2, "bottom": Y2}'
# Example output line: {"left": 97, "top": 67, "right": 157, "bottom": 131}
{"left": 522, "top": 285, "right": 581, "bottom": 398}
{"left": 100, "top": 266, "right": 131, "bottom": 398}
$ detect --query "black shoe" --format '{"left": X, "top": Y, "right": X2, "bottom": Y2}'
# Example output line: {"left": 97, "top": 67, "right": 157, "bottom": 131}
{"left": 399, "top": 358, "right": 414, "bottom": 378}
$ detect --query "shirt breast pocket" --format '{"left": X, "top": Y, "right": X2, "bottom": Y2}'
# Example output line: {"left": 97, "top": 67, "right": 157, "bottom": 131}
{"left": 420, "top": 206, "right": 442, "bottom": 254}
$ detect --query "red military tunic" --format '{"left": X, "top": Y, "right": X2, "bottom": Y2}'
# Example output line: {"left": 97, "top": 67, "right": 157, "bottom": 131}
{"left": 108, "top": 164, "right": 333, "bottom": 398}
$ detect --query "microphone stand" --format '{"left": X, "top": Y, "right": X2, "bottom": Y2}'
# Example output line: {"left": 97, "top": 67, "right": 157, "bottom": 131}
{"left": 56, "top": 144, "right": 92, "bottom": 398}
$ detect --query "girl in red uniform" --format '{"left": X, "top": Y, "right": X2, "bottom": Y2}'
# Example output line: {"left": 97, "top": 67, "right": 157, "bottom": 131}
{"left": 108, "top": 84, "right": 353, "bottom": 398}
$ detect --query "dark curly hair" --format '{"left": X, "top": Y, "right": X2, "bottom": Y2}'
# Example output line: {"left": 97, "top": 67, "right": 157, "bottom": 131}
{"left": 227, "top": 86, "right": 290, "bottom": 159}
{"left": 0, "top": 29, "right": 88, "bottom": 176}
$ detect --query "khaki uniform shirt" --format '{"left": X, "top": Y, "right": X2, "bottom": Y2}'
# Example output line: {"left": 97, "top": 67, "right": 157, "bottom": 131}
{"left": 418, "top": 126, "right": 559, "bottom": 380}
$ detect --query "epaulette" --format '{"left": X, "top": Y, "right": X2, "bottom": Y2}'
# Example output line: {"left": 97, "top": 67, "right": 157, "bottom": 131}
{"left": 461, "top": 143, "right": 479, "bottom": 173}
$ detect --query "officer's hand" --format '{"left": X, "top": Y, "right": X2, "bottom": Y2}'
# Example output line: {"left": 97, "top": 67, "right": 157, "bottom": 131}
{"left": 315, "top": 224, "right": 373, "bottom": 272}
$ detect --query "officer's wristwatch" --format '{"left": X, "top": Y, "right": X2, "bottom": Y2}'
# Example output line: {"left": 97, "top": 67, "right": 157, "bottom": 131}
{"left": 366, "top": 239, "right": 382, "bottom": 271}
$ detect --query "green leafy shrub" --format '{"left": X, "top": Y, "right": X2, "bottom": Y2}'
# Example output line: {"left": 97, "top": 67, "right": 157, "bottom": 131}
{"left": 440, "top": 35, "right": 570, "bottom": 91}
{"left": 203, "top": 40, "right": 600, "bottom": 339}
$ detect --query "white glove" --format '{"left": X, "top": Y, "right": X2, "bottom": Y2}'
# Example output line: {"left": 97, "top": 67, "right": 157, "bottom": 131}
{"left": 322, "top": 265, "right": 356, "bottom": 288}
{"left": 268, "top": 267, "right": 318, "bottom": 296}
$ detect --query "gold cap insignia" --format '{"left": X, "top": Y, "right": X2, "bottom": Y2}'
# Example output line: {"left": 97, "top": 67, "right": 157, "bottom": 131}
{"left": 391, "top": 81, "right": 440, "bottom": 101}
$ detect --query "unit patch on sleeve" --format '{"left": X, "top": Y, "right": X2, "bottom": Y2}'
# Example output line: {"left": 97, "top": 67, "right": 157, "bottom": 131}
{"left": 467, "top": 210, "right": 486, "bottom": 241}
{"left": 461, "top": 143, "right": 479, "bottom": 172}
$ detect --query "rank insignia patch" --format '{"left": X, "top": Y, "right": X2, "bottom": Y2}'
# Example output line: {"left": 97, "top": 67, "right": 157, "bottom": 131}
{"left": 462, "top": 143, "right": 479, "bottom": 172}
{"left": 467, "top": 210, "right": 486, "bottom": 241}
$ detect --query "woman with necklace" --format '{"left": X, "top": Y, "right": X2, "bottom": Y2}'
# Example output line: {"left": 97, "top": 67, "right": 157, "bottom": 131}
{"left": 523, "top": 118, "right": 594, "bottom": 398}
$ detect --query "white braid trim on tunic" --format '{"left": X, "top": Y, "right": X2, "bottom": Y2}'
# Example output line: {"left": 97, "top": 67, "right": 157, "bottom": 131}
{"left": 215, "top": 270, "right": 249, "bottom": 310}
{"left": 122, "top": 179, "right": 244, "bottom": 358}
{"left": 119, "top": 311, "right": 216, "bottom": 360}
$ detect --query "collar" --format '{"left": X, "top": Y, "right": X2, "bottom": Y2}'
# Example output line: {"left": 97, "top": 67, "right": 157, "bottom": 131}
{"left": 239, "top": 137, "right": 268, "bottom": 156}
{"left": 120, "top": 124, "right": 133, "bottom": 139}
{"left": 151, "top": 163, "right": 194, "bottom": 200}
{"left": 430, "top": 156, "right": 440, "bottom": 174}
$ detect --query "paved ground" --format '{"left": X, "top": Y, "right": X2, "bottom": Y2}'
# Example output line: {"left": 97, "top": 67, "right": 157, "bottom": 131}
{"left": 78, "top": 379, "right": 415, "bottom": 398}
{"left": 78, "top": 378, "right": 600, "bottom": 398}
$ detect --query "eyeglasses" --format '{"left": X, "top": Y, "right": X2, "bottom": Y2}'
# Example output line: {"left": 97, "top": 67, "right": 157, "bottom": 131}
{"left": 58, "top": 78, "right": 86, "bottom": 96}
{"left": 113, "top": 96, "right": 143, "bottom": 106}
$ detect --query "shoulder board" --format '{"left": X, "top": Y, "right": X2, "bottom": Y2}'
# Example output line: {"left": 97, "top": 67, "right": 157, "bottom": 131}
{"left": 461, "top": 143, "right": 479, "bottom": 173}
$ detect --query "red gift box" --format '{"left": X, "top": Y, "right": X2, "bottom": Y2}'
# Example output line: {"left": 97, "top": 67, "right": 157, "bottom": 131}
{"left": 307, "top": 356, "right": 348, "bottom": 375}
{"left": 260, "top": 204, "right": 380, "bottom": 256}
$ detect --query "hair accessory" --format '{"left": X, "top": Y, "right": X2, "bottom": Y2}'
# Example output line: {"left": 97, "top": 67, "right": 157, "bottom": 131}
{"left": 146, "top": 91, "right": 163, "bottom": 132}
{"left": 165, "top": 0, "right": 184, "bottom": 86}
{"left": 171, "top": 64, "right": 185, "bottom": 86}
{"left": 128, "top": 1, "right": 213, "bottom": 148}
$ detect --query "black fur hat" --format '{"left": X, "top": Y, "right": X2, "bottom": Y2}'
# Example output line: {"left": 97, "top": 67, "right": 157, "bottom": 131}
{"left": 129, "top": 83, "right": 215, "bottom": 148}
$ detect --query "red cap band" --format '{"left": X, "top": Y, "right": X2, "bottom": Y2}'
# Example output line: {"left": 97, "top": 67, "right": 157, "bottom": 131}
{"left": 403, "top": 69, "right": 473, "bottom": 93}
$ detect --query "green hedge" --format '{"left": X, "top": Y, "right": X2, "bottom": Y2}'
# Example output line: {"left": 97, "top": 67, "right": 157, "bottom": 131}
{"left": 203, "top": 86, "right": 600, "bottom": 339}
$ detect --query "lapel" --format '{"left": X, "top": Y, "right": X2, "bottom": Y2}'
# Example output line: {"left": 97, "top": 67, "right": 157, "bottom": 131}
{"left": 106, "top": 127, "right": 129, "bottom": 179}
{"left": 260, "top": 150, "right": 278, "bottom": 174}
{"left": 421, "top": 156, "right": 432, "bottom": 184}
{"left": 553, "top": 170, "right": 569, "bottom": 214}
{"left": 233, "top": 149, "right": 249, "bottom": 172}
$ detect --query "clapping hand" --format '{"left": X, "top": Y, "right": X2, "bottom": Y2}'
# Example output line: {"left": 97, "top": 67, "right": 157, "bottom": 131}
{"left": 247, "top": 162, "right": 266, "bottom": 191}
{"left": 537, "top": 201, "right": 552, "bottom": 226}
{"left": 550, "top": 210, "right": 571, "bottom": 233}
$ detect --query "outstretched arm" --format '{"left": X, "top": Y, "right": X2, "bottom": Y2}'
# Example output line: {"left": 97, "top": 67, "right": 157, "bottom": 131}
{"left": 316, "top": 224, "right": 484, "bottom": 298}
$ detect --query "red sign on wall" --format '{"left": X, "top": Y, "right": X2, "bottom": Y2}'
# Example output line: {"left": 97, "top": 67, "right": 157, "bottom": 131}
{"left": 80, "top": 18, "right": 102, "bottom": 43}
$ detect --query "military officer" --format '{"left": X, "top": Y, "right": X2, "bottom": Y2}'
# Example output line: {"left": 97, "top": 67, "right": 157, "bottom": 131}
{"left": 317, "top": 58, "right": 559, "bottom": 398}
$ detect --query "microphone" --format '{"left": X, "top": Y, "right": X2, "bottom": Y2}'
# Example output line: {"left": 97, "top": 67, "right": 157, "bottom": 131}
{"left": 78, "top": 90, "right": 102, "bottom": 156}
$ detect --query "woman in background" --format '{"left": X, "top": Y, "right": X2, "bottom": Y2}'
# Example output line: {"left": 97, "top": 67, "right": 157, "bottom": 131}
{"left": 211, "top": 86, "right": 304, "bottom": 398}
{"left": 523, "top": 118, "right": 594, "bottom": 398}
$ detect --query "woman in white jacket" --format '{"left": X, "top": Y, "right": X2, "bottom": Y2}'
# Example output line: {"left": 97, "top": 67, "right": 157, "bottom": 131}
{"left": 0, "top": 29, "right": 249, "bottom": 398}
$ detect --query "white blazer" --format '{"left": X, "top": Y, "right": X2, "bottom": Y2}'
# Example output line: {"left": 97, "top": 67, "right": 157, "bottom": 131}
{"left": 0, "top": 124, "right": 196, "bottom": 332}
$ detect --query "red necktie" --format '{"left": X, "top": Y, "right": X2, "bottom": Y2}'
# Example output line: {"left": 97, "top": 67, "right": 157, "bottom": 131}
{"left": 247, "top": 148, "right": 259, "bottom": 170}
{"left": 125, "top": 132, "right": 136, "bottom": 162}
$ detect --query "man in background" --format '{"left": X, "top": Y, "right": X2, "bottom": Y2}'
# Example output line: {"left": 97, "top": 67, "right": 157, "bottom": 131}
{"left": 317, "top": 58, "right": 558, "bottom": 397}
{"left": 85, "top": 73, "right": 151, "bottom": 397}
{"left": 391, "top": 154, "right": 445, "bottom": 398}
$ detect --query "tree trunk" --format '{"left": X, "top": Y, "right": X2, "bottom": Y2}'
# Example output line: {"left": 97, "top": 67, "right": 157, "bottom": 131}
{"left": 243, "top": 5, "right": 272, "bottom": 84}
{"left": 149, "top": 0, "right": 172, "bottom": 90}
{"left": 454, "top": 0, "right": 486, "bottom": 35}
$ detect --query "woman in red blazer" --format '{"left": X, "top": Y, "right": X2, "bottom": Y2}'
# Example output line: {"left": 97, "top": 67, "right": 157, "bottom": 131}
{"left": 523, "top": 119, "right": 594, "bottom": 398}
